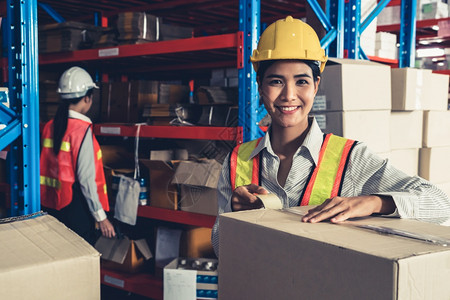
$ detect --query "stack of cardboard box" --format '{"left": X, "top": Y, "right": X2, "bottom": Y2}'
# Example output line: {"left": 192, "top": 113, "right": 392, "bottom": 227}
{"left": 312, "top": 58, "right": 392, "bottom": 156}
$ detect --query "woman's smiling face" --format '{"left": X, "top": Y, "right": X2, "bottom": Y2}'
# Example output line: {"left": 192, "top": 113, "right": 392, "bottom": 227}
{"left": 259, "top": 60, "right": 320, "bottom": 130}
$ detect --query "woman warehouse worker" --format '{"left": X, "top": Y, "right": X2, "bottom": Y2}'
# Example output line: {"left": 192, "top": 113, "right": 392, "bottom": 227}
{"left": 40, "top": 66, "right": 115, "bottom": 245}
{"left": 212, "top": 16, "right": 450, "bottom": 255}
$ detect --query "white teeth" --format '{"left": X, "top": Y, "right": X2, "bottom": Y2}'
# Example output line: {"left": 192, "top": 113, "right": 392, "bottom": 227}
{"left": 280, "top": 106, "right": 297, "bottom": 111}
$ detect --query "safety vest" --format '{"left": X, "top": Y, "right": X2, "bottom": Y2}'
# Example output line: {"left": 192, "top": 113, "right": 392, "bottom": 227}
{"left": 40, "top": 118, "right": 109, "bottom": 211}
{"left": 230, "top": 133, "right": 356, "bottom": 206}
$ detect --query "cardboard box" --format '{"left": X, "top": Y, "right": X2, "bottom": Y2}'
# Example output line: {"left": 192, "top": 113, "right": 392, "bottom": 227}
{"left": 164, "top": 258, "right": 218, "bottom": 300}
{"left": 312, "top": 110, "right": 391, "bottom": 153}
{"left": 140, "top": 159, "right": 179, "bottom": 210}
{"left": 314, "top": 58, "right": 391, "bottom": 112}
{"left": 180, "top": 227, "right": 215, "bottom": 259}
{"left": 95, "top": 236, "right": 152, "bottom": 273}
{"left": 390, "top": 111, "right": 423, "bottom": 149}
{"left": 101, "top": 81, "right": 158, "bottom": 123}
{"left": 419, "top": 146, "right": 450, "bottom": 184}
{"left": 423, "top": 72, "right": 449, "bottom": 111}
{"left": 219, "top": 207, "right": 450, "bottom": 300}
{"left": 391, "top": 68, "right": 430, "bottom": 111}
{"left": 0, "top": 214, "right": 100, "bottom": 299}
{"left": 422, "top": 111, "right": 450, "bottom": 147}
{"left": 172, "top": 159, "right": 221, "bottom": 216}
{"left": 389, "top": 148, "right": 419, "bottom": 176}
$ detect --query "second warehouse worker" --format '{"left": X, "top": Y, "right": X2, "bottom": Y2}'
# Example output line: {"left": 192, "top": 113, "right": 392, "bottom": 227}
{"left": 40, "top": 66, "right": 115, "bottom": 245}
{"left": 212, "top": 16, "right": 450, "bottom": 256}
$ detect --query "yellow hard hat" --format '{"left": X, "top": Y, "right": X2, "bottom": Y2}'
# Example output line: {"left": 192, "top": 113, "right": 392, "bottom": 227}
{"left": 250, "top": 16, "right": 328, "bottom": 73}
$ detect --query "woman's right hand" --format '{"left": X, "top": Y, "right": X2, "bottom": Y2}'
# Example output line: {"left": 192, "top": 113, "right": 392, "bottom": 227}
{"left": 231, "top": 184, "right": 269, "bottom": 211}
{"left": 98, "top": 218, "right": 116, "bottom": 238}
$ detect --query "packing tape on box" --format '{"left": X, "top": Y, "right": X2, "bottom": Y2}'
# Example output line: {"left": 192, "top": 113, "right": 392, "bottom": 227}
{"left": 257, "top": 193, "right": 283, "bottom": 210}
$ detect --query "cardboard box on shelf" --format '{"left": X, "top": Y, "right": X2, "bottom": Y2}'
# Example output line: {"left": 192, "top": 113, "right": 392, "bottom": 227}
{"left": 0, "top": 214, "right": 100, "bottom": 299}
{"left": 390, "top": 111, "right": 423, "bottom": 149}
{"left": 419, "top": 146, "right": 450, "bottom": 184}
{"left": 219, "top": 207, "right": 450, "bottom": 300}
{"left": 95, "top": 236, "right": 152, "bottom": 273}
{"left": 164, "top": 257, "right": 218, "bottom": 300}
{"left": 101, "top": 81, "right": 159, "bottom": 123}
{"left": 312, "top": 110, "right": 391, "bottom": 153}
{"left": 422, "top": 110, "right": 450, "bottom": 148}
{"left": 389, "top": 148, "right": 419, "bottom": 176}
{"left": 172, "top": 159, "right": 221, "bottom": 216}
{"left": 140, "top": 159, "right": 179, "bottom": 210}
{"left": 390, "top": 68, "right": 430, "bottom": 111}
{"left": 180, "top": 227, "right": 215, "bottom": 259}
{"left": 314, "top": 58, "right": 391, "bottom": 112}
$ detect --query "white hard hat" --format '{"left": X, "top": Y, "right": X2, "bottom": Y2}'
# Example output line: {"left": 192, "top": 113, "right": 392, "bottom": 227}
{"left": 57, "top": 66, "right": 99, "bottom": 99}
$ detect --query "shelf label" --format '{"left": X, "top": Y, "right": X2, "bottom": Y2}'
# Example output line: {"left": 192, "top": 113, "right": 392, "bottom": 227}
{"left": 99, "top": 48, "right": 119, "bottom": 57}
{"left": 104, "top": 275, "right": 125, "bottom": 288}
{"left": 100, "top": 126, "right": 121, "bottom": 135}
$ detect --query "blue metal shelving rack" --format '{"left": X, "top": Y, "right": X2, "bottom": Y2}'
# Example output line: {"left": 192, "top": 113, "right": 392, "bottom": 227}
{"left": 1, "top": 0, "right": 40, "bottom": 216}
{"left": 3, "top": 0, "right": 416, "bottom": 215}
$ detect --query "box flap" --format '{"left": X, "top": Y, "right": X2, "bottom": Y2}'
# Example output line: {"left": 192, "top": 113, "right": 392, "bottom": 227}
{"left": 134, "top": 239, "right": 153, "bottom": 260}
{"left": 172, "top": 159, "right": 221, "bottom": 188}
{"left": 140, "top": 159, "right": 177, "bottom": 171}
{"left": 95, "top": 236, "right": 131, "bottom": 264}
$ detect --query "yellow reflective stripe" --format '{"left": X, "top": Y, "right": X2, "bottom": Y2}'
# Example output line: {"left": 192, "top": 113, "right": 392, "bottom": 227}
{"left": 60, "top": 141, "right": 71, "bottom": 152}
{"left": 309, "top": 135, "right": 348, "bottom": 205}
{"left": 97, "top": 149, "right": 102, "bottom": 161}
{"left": 235, "top": 139, "right": 260, "bottom": 188}
{"left": 103, "top": 184, "right": 107, "bottom": 194}
{"left": 40, "top": 176, "right": 61, "bottom": 190}
{"left": 42, "top": 138, "right": 71, "bottom": 152}
{"left": 43, "top": 138, "right": 53, "bottom": 148}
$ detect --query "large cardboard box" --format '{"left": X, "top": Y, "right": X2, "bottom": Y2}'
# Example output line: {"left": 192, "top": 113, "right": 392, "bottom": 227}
{"left": 419, "top": 146, "right": 450, "bottom": 184}
{"left": 422, "top": 110, "right": 450, "bottom": 147}
{"left": 312, "top": 110, "right": 390, "bottom": 153}
{"left": 140, "top": 159, "right": 179, "bottom": 210}
{"left": 314, "top": 58, "right": 391, "bottom": 112}
{"left": 0, "top": 214, "right": 100, "bottom": 299}
{"left": 95, "top": 236, "right": 152, "bottom": 273}
{"left": 389, "top": 148, "right": 419, "bottom": 176}
{"left": 172, "top": 159, "right": 221, "bottom": 216}
{"left": 391, "top": 68, "right": 430, "bottom": 110}
{"left": 390, "top": 111, "right": 423, "bottom": 149}
{"left": 219, "top": 207, "right": 450, "bottom": 300}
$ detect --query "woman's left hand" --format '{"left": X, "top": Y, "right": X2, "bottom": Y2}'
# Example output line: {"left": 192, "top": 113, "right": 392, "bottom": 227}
{"left": 301, "top": 195, "right": 395, "bottom": 223}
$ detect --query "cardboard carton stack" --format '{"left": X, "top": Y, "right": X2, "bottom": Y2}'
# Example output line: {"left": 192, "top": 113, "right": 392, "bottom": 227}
{"left": 360, "top": 0, "right": 378, "bottom": 57}
{"left": 312, "top": 58, "right": 391, "bottom": 155}
{"left": 389, "top": 68, "right": 430, "bottom": 176}
{"left": 375, "top": 32, "right": 397, "bottom": 60}
{"left": 116, "top": 12, "right": 161, "bottom": 44}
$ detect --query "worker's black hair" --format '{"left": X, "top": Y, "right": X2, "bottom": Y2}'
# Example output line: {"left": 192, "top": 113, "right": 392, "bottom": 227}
{"left": 52, "top": 89, "right": 94, "bottom": 155}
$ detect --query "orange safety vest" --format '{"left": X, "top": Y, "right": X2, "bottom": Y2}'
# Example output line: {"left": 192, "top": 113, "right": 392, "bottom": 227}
{"left": 230, "top": 134, "right": 356, "bottom": 206}
{"left": 40, "top": 118, "right": 109, "bottom": 211}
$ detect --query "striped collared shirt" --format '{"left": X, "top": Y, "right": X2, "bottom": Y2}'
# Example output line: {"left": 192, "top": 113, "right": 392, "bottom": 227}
{"left": 212, "top": 117, "right": 450, "bottom": 256}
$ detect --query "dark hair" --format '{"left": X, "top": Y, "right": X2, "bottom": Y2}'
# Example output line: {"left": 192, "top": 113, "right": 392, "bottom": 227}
{"left": 52, "top": 89, "right": 94, "bottom": 155}
{"left": 256, "top": 59, "right": 321, "bottom": 82}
